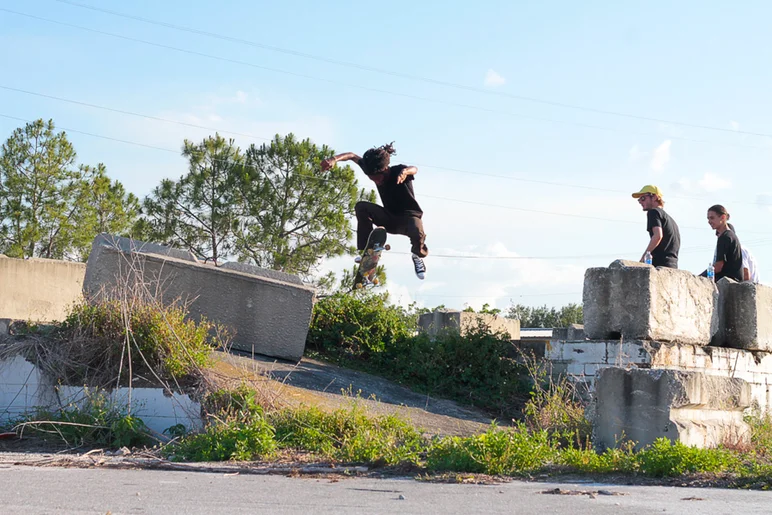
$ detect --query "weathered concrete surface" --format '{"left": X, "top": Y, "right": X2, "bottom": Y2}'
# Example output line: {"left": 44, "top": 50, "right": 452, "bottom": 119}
{"left": 548, "top": 339, "right": 772, "bottom": 411}
{"left": 220, "top": 262, "right": 303, "bottom": 286}
{"left": 583, "top": 260, "right": 717, "bottom": 344}
{"left": 0, "top": 354, "right": 202, "bottom": 435}
{"left": 83, "top": 236, "right": 315, "bottom": 361}
{"left": 0, "top": 254, "right": 85, "bottom": 323}
{"left": 593, "top": 367, "right": 751, "bottom": 450}
{"left": 90, "top": 233, "right": 199, "bottom": 263}
{"left": 418, "top": 309, "right": 520, "bottom": 339}
{"left": 551, "top": 324, "right": 585, "bottom": 342}
{"left": 714, "top": 278, "right": 772, "bottom": 351}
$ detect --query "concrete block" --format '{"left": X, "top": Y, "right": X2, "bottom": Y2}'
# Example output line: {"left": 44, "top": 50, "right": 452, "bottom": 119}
{"left": 83, "top": 235, "right": 316, "bottom": 361}
{"left": 583, "top": 260, "right": 718, "bottom": 344}
{"left": 0, "top": 255, "right": 85, "bottom": 322}
{"left": 220, "top": 261, "right": 303, "bottom": 286}
{"left": 565, "top": 341, "right": 608, "bottom": 364}
{"left": 545, "top": 340, "right": 565, "bottom": 361}
{"left": 551, "top": 324, "right": 585, "bottom": 342}
{"left": 593, "top": 367, "right": 751, "bottom": 450}
{"left": 715, "top": 279, "right": 772, "bottom": 351}
{"left": 90, "top": 233, "right": 198, "bottom": 263}
{"left": 418, "top": 310, "right": 520, "bottom": 340}
{"left": 566, "top": 362, "right": 587, "bottom": 376}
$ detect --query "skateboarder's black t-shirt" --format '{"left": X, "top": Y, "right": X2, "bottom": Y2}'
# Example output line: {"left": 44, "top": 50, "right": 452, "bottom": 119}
{"left": 715, "top": 229, "right": 743, "bottom": 282}
{"left": 646, "top": 208, "right": 680, "bottom": 268}
{"left": 369, "top": 164, "right": 423, "bottom": 218}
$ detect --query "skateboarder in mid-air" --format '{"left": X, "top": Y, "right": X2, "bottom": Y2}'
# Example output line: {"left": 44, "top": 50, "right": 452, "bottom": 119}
{"left": 321, "top": 142, "right": 428, "bottom": 279}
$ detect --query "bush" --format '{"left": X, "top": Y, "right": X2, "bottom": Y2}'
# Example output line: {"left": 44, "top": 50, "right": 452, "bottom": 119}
{"left": 20, "top": 389, "right": 152, "bottom": 449}
{"left": 166, "top": 419, "right": 276, "bottom": 462}
{"left": 271, "top": 404, "right": 425, "bottom": 465}
{"left": 747, "top": 410, "right": 772, "bottom": 456}
{"left": 378, "top": 325, "right": 530, "bottom": 416}
{"left": 427, "top": 424, "right": 555, "bottom": 475}
{"left": 52, "top": 298, "right": 227, "bottom": 385}
{"left": 522, "top": 361, "right": 591, "bottom": 448}
{"left": 636, "top": 438, "right": 740, "bottom": 477}
{"left": 307, "top": 292, "right": 416, "bottom": 358}
{"left": 165, "top": 386, "right": 275, "bottom": 462}
{"left": 308, "top": 295, "right": 530, "bottom": 417}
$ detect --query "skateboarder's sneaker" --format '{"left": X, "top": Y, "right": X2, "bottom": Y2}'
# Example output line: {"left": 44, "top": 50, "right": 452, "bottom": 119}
{"left": 411, "top": 254, "right": 426, "bottom": 280}
{"left": 354, "top": 256, "right": 362, "bottom": 264}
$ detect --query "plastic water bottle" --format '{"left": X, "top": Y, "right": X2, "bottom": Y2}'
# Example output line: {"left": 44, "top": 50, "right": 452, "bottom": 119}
{"left": 644, "top": 251, "right": 652, "bottom": 265}
{"left": 707, "top": 263, "right": 715, "bottom": 281}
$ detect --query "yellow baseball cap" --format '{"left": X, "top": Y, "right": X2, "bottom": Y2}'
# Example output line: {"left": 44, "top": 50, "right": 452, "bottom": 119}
{"left": 632, "top": 185, "right": 663, "bottom": 199}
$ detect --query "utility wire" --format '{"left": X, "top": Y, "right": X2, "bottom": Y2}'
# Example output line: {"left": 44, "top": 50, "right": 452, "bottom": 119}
{"left": 50, "top": 0, "right": 772, "bottom": 141}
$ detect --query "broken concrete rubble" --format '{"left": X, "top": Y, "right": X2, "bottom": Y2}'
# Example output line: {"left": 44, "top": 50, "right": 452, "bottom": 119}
{"left": 583, "top": 259, "right": 718, "bottom": 344}
{"left": 714, "top": 278, "right": 772, "bottom": 351}
{"left": 592, "top": 367, "right": 751, "bottom": 450}
{"left": 418, "top": 309, "right": 520, "bottom": 340}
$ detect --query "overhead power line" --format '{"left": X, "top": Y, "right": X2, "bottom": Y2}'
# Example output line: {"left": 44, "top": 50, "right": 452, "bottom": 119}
{"left": 3, "top": 8, "right": 771, "bottom": 153}
{"left": 1, "top": 112, "right": 769, "bottom": 236}
{"left": 51, "top": 0, "right": 772, "bottom": 141}
{"left": 2, "top": 84, "right": 770, "bottom": 208}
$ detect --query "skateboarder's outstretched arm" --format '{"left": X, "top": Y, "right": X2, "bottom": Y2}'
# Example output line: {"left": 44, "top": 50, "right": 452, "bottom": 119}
{"left": 396, "top": 165, "right": 417, "bottom": 184}
{"left": 321, "top": 152, "right": 361, "bottom": 171}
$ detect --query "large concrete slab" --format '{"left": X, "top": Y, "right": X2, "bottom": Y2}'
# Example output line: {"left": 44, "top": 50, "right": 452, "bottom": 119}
{"left": 714, "top": 278, "right": 772, "bottom": 351}
{"left": 593, "top": 367, "right": 751, "bottom": 450}
{"left": 90, "top": 233, "right": 199, "bottom": 263}
{"left": 583, "top": 259, "right": 718, "bottom": 344}
{"left": 0, "top": 254, "right": 86, "bottom": 323}
{"left": 83, "top": 236, "right": 315, "bottom": 361}
{"left": 418, "top": 309, "right": 520, "bottom": 340}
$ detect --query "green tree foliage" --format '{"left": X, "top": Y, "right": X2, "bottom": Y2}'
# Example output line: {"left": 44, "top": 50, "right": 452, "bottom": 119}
{"left": 139, "top": 134, "right": 243, "bottom": 264}
{"left": 232, "top": 134, "right": 374, "bottom": 276}
{"left": 506, "top": 303, "right": 583, "bottom": 328}
{"left": 0, "top": 119, "right": 137, "bottom": 260}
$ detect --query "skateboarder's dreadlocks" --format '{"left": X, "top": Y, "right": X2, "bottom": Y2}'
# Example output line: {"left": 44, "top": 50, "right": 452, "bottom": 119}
{"left": 361, "top": 142, "right": 396, "bottom": 174}
{"left": 320, "top": 141, "right": 429, "bottom": 280}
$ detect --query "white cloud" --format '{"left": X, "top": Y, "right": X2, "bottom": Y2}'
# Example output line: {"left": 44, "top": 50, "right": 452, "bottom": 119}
{"left": 756, "top": 194, "right": 772, "bottom": 213}
{"left": 730, "top": 120, "right": 740, "bottom": 131}
{"left": 628, "top": 143, "right": 644, "bottom": 161}
{"left": 650, "top": 140, "right": 672, "bottom": 173}
{"left": 670, "top": 172, "right": 731, "bottom": 195}
{"left": 484, "top": 69, "right": 506, "bottom": 88}
{"left": 234, "top": 90, "right": 249, "bottom": 104}
{"left": 698, "top": 172, "right": 731, "bottom": 192}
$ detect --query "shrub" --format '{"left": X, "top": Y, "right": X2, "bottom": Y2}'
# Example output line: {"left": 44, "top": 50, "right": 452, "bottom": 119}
{"left": 427, "top": 424, "right": 555, "bottom": 475}
{"left": 271, "top": 404, "right": 425, "bottom": 465}
{"left": 306, "top": 292, "right": 416, "bottom": 358}
{"left": 19, "top": 388, "right": 152, "bottom": 449}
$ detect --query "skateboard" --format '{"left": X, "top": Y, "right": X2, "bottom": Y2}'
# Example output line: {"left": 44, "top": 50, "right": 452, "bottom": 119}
{"left": 353, "top": 227, "right": 390, "bottom": 289}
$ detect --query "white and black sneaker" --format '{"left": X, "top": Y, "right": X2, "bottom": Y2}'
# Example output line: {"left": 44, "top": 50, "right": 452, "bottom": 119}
{"left": 354, "top": 255, "right": 362, "bottom": 264}
{"left": 411, "top": 254, "right": 426, "bottom": 280}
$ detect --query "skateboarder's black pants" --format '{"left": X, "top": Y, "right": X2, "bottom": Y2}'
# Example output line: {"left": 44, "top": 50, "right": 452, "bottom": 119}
{"left": 355, "top": 202, "right": 428, "bottom": 258}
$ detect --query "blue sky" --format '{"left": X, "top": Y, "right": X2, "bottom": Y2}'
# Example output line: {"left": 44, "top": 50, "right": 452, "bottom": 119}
{"left": 3, "top": 1, "right": 772, "bottom": 311}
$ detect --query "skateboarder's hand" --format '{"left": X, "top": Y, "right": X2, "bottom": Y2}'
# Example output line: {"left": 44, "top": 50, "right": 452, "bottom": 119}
{"left": 321, "top": 158, "right": 335, "bottom": 171}
{"left": 396, "top": 169, "right": 409, "bottom": 184}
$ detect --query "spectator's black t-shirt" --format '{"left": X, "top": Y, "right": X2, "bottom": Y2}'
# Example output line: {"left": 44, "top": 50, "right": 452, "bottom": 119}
{"left": 715, "top": 229, "right": 743, "bottom": 282}
{"left": 646, "top": 208, "right": 681, "bottom": 268}
{"left": 364, "top": 164, "right": 423, "bottom": 217}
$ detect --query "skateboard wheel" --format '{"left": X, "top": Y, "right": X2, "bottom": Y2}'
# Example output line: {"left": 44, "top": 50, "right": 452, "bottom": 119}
{"left": 384, "top": 244, "right": 391, "bottom": 251}
{"left": 372, "top": 278, "right": 379, "bottom": 285}
{"left": 356, "top": 283, "right": 363, "bottom": 289}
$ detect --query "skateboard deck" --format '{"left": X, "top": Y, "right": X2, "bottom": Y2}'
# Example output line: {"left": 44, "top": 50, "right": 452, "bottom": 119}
{"left": 353, "top": 227, "right": 390, "bottom": 289}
